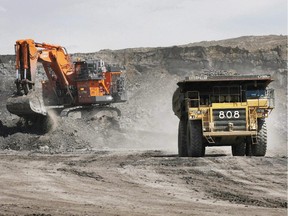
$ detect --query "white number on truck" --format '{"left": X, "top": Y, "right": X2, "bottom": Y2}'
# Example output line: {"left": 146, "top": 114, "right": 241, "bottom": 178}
{"left": 219, "top": 110, "right": 240, "bottom": 119}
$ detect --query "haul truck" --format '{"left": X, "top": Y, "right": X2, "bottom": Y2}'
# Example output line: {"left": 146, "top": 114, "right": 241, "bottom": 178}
{"left": 172, "top": 73, "right": 274, "bottom": 157}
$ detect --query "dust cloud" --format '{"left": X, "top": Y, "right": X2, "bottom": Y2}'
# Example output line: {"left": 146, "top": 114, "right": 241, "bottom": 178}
{"left": 113, "top": 72, "right": 179, "bottom": 152}
{"left": 267, "top": 110, "right": 287, "bottom": 157}
{"left": 46, "top": 109, "right": 59, "bottom": 132}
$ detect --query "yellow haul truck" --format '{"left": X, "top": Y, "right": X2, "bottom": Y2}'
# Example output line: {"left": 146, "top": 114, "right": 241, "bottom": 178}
{"left": 172, "top": 74, "right": 274, "bottom": 157}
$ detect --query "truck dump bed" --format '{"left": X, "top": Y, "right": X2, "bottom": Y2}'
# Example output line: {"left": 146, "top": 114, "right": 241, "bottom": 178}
{"left": 177, "top": 74, "right": 273, "bottom": 88}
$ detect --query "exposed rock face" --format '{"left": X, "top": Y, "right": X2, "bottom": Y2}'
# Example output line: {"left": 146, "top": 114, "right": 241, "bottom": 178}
{"left": 0, "top": 35, "right": 287, "bottom": 155}
{"left": 1, "top": 35, "right": 286, "bottom": 84}
{"left": 73, "top": 35, "right": 286, "bottom": 73}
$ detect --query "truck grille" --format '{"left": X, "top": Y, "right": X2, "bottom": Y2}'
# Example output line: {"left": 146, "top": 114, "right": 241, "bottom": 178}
{"left": 213, "top": 109, "right": 246, "bottom": 131}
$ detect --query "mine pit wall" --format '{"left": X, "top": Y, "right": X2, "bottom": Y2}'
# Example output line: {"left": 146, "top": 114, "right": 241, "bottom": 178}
{"left": 0, "top": 35, "right": 287, "bottom": 155}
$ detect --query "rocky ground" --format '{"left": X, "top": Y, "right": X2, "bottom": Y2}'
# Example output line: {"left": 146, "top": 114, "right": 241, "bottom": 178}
{"left": 0, "top": 150, "right": 286, "bottom": 216}
{"left": 0, "top": 35, "right": 287, "bottom": 215}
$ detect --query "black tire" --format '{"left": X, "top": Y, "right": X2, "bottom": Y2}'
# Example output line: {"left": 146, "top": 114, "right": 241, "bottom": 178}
{"left": 22, "top": 83, "right": 29, "bottom": 95}
{"left": 245, "top": 139, "right": 252, "bottom": 156}
{"left": 187, "top": 120, "right": 205, "bottom": 157}
{"left": 252, "top": 119, "right": 267, "bottom": 156}
{"left": 178, "top": 119, "right": 188, "bottom": 157}
{"left": 231, "top": 142, "right": 246, "bottom": 156}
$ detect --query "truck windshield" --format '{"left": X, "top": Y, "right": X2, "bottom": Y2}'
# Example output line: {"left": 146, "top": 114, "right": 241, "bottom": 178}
{"left": 246, "top": 90, "right": 266, "bottom": 99}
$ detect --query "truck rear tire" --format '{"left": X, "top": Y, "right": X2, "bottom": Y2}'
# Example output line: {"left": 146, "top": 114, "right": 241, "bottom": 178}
{"left": 252, "top": 119, "right": 267, "bottom": 156}
{"left": 187, "top": 120, "right": 205, "bottom": 157}
{"left": 231, "top": 142, "right": 246, "bottom": 156}
{"left": 178, "top": 119, "right": 188, "bottom": 157}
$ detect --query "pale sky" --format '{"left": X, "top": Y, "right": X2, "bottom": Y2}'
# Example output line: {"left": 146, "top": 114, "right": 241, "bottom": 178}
{"left": 0, "top": 0, "right": 287, "bottom": 54}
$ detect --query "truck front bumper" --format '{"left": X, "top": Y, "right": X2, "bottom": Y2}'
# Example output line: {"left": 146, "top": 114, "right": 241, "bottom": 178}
{"left": 203, "top": 131, "right": 257, "bottom": 137}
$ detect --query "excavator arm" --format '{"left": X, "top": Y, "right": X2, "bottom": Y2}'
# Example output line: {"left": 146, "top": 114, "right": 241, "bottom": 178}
{"left": 7, "top": 39, "right": 76, "bottom": 117}
{"left": 15, "top": 39, "right": 38, "bottom": 95}
{"left": 15, "top": 39, "right": 74, "bottom": 96}
{"left": 36, "top": 42, "right": 75, "bottom": 102}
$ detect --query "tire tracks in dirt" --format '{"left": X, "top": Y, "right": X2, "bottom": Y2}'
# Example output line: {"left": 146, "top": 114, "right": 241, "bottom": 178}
{"left": 0, "top": 151, "right": 286, "bottom": 215}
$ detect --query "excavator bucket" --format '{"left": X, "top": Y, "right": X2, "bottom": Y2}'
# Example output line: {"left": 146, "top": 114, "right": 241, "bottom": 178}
{"left": 6, "top": 91, "right": 47, "bottom": 117}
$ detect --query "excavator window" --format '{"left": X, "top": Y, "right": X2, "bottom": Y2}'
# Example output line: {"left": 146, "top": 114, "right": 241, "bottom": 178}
{"left": 75, "top": 61, "right": 103, "bottom": 80}
{"left": 87, "top": 63, "right": 96, "bottom": 74}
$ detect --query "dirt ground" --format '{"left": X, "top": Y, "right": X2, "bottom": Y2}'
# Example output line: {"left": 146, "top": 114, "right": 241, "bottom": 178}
{"left": 0, "top": 148, "right": 286, "bottom": 216}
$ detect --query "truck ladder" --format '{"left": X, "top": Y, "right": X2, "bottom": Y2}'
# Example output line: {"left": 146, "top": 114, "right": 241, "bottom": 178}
{"left": 205, "top": 135, "right": 215, "bottom": 144}
{"left": 251, "top": 134, "right": 257, "bottom": 144}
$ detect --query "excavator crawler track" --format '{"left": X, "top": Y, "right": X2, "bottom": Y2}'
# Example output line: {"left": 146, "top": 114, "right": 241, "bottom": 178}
{"left": 60, "top": 106, "right": 121, "bottom": 120}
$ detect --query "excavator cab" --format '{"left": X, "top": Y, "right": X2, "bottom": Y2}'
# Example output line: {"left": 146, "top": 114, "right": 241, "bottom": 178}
{"left": 74, "top": 60, "right": 104, "bottom": 80}
{"left": 74, "top": 60, "right": 127, "bottom": 105}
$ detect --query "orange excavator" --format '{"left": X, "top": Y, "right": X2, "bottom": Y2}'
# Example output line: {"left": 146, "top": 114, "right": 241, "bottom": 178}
{"left": 6, "top": 39, "right": 126, "bottom": 119}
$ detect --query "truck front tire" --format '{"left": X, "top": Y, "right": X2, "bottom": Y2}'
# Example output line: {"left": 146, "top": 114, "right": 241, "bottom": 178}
{"left": 252, "top": 119, "right": 267, "bottom": 156}
{"left": 231, "top": 142, "right": 246, "bottom": 156}
{"left": 187, "top": 120, "right": 205, "bottom": 157}
{"left": 178, "top": 119, "right": 188, "bottom": 157}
